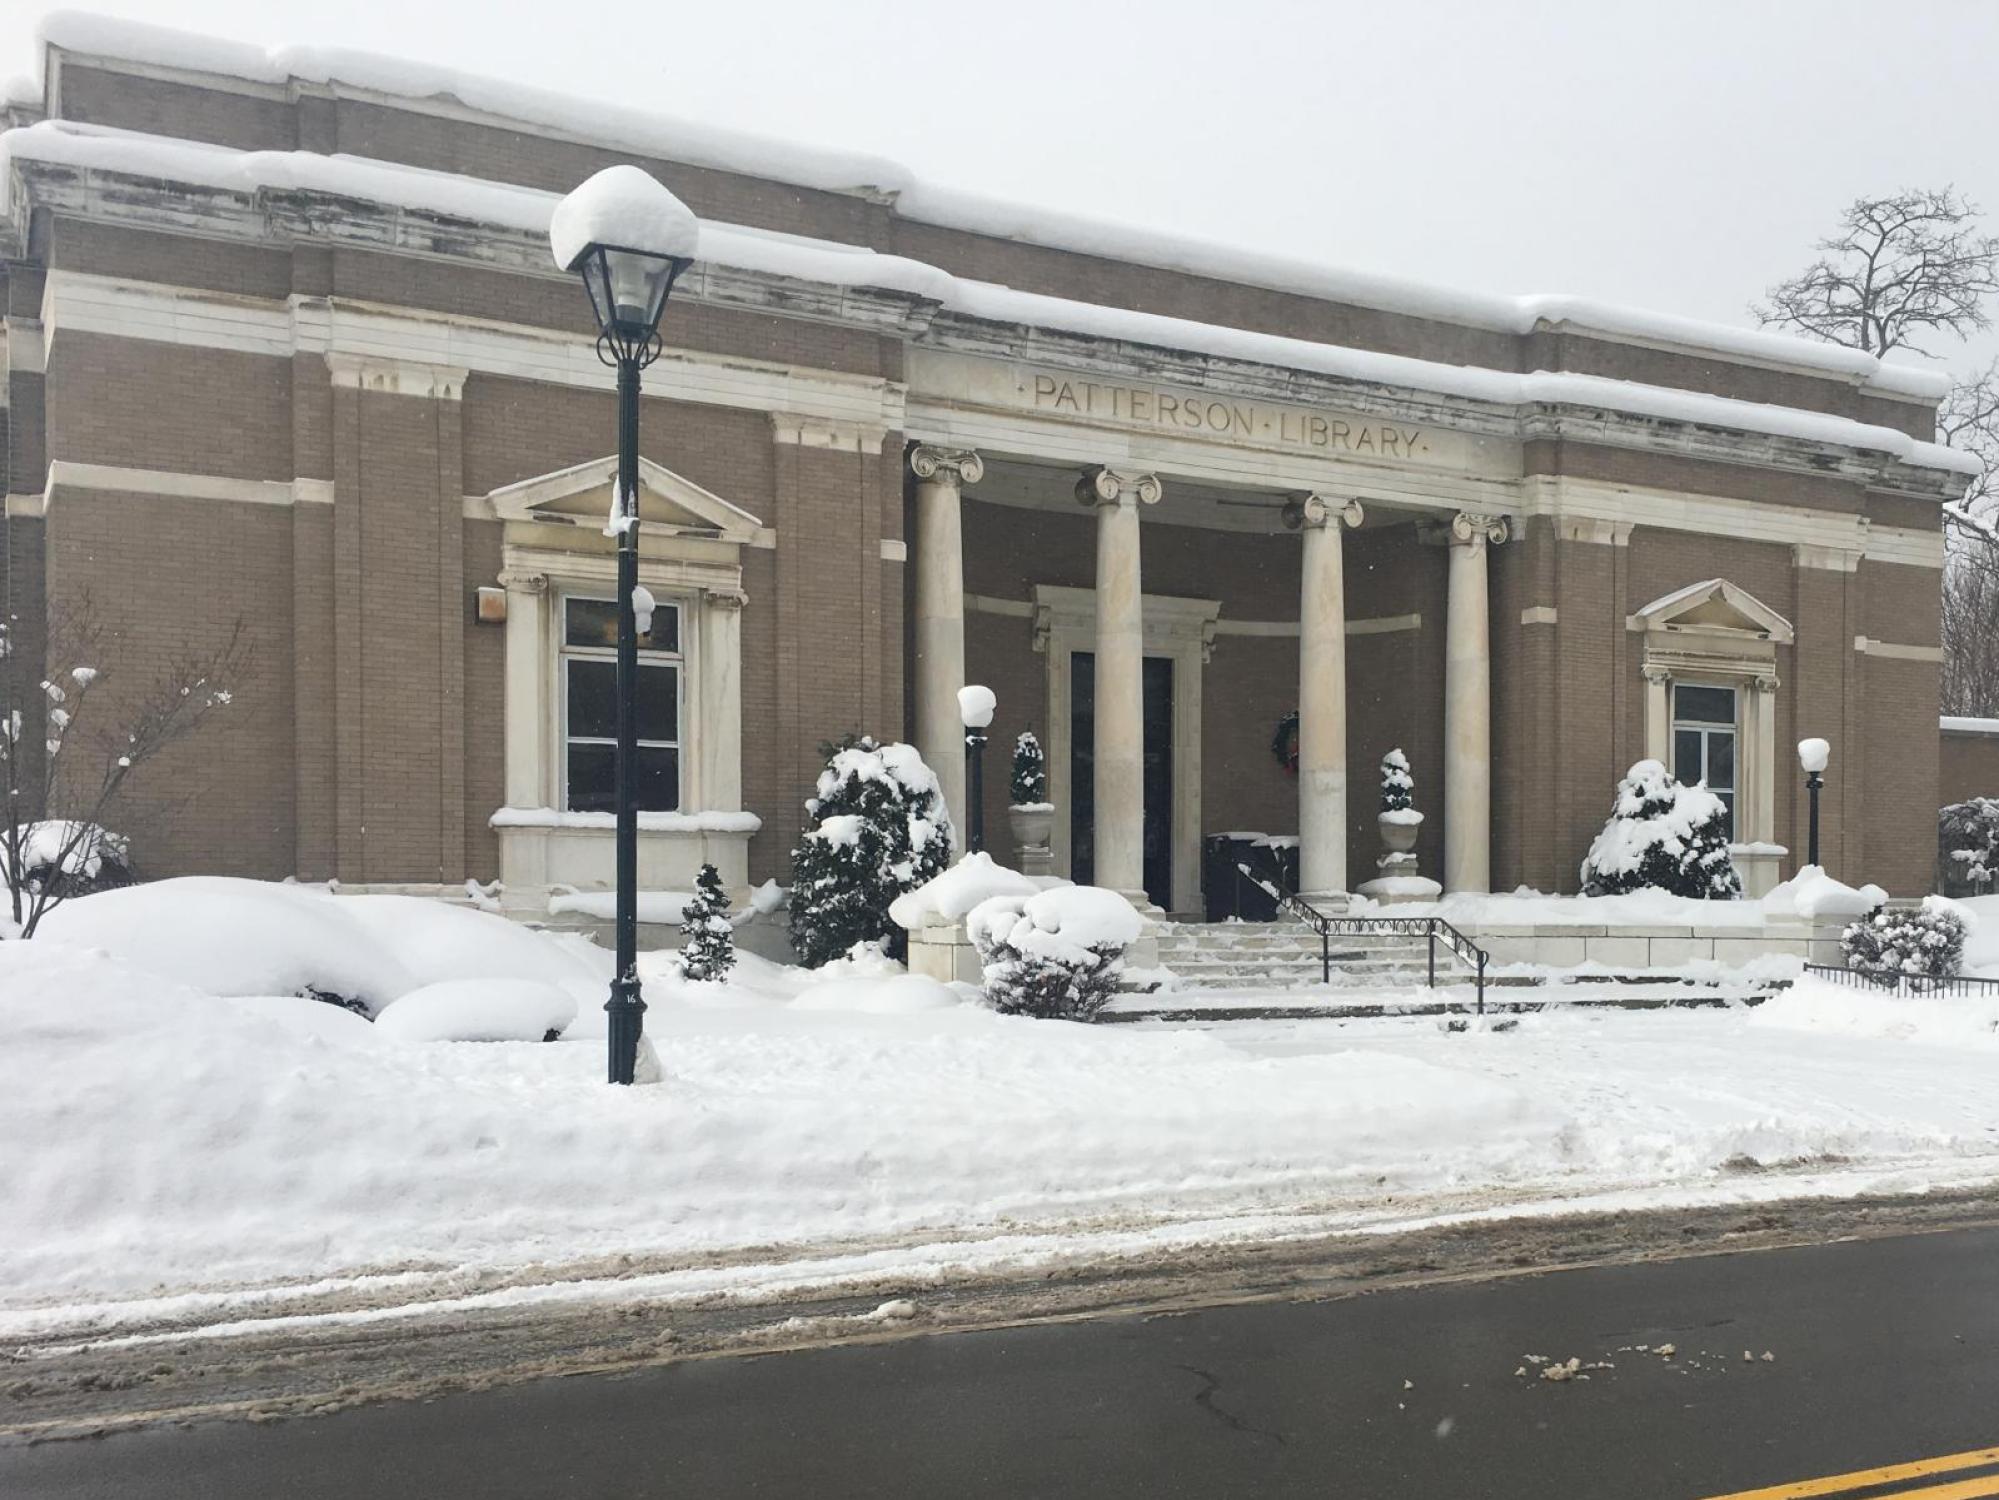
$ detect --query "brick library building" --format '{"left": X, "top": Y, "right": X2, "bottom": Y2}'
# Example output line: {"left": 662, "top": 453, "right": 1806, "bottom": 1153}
{"left": 0, "top": 17, "right": 1975, "bottom": 928}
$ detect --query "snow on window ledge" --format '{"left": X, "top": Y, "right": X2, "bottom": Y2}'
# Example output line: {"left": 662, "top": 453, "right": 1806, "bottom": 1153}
{"left": 489, "top": 806, "right": 760, "bottom": 835}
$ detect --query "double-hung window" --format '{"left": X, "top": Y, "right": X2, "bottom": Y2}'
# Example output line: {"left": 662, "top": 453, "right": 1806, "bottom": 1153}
{"left": 561, "top": 595, "right": 682, "bottom": 813}
{"left": 1671, "top": 683, "right": 1736, "bottom": 839}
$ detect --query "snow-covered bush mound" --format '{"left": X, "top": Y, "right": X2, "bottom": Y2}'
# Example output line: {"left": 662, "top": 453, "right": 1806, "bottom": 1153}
{"left": 791, "top": 973, "right": 963, "bottom": 1014}
{"left": 36, "top": 877, "right": 416, "bottom": 1014}
{"left": 889, "top": 852, "right": 1047, "bottom": 930}
{"left": 1841, "top": 897, "right": 1967, "bottom": 979}
{"left": 374, "top": 980, "right": 577, "bottom": 1042}
{"left": 34, "top": 879, "right": 605, "bottom": 1017}
{"left": 3, "top": 820, "right": 136, "bottom": 898}
{"left": 1760, "top": 865, "right": 1885, "bottom": 921}
{"left": 968, "top": 885, "right": 1141, "bottom": 1021}
{"left": 789, "top": 736, "right": 951, "bottom": 966}
{"left": 1580, "top": 760, "right": 1740, "bottom": 899}
{"left": 1940, "top": 798, "right": 1999, "bottom": 896}
{"left": 1378, "top": 748, "right": 1421, "bottom": 824}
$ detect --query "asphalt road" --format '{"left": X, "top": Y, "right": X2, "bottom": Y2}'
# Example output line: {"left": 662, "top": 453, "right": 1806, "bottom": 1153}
{"left": 7, "top": 1225, "right": 1999, "bottom": 1499}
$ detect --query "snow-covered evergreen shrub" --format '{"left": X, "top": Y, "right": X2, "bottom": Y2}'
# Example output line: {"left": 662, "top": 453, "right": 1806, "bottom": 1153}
{"left": 4, "top": 821, "right": 136, "bottom": 901}
{"left": 789, "top": 736, "right": 952, "bottom": 967}
{"left": 1841, "top": 898, "right": 1967, "bottom": 978}
{"left": 1580, "top": 760, "right": 1741, "bottom": 899}
{"left": 1940, "top": 798, "right": 1999, "bottom": 894}
{"left": 1379, "top": 748, "right": 1414, "bottom": 814}
{"left": 678, "top": 862, "right": 736, "bottom": 983}
{"left": 967, "top": 885, "right": 1142, "bottom": 1021}
{"left": 1010, "top": 730, "right": 1049, "bottom": 807}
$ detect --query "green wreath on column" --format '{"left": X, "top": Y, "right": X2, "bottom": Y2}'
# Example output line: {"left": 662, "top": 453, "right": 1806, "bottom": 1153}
{"left": 1271, "top": 710, "right": 1299, "bottom": 776}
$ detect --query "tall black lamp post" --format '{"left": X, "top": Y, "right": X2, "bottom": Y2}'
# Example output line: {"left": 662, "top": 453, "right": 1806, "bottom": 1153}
{"left": 551, "top": 166, "right": 697, "bottom": 1085}
{"left": 1798, "top": 737, "right": 1830, "bottom": 870}
{"left": 959, "top": 685, "right": 996, "bottom": 855}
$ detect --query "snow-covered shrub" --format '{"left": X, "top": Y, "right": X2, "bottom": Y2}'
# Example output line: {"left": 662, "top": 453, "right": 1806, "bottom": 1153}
{"left": 967, "top": 885, "right": 1141, "bottom": 1021}
{"left": 789, "top": 736, "right": 952, "bottom": 967}
{"left": 1841, "top": 898, "right": 1967, "bottom": 979}
{"left": 678, "top": 862, "right": 735, "bottom": 982}
{"left": 1580, "top": 760, "right": 1741, "bottom": 899}
{"left": 1010, "top": 730, "right": 1049, "bottom": 808}
{"left": 1379, "top": 749, "right": 1414, "bottom": 814}
{"left": 1939, "top": 798, "right": 1999, "bottom": 895}
{"left": 373, "top": 979, "right": 577, "bottom": 1042}
{"left": 3, "top": 821, "right": 135, "bottom": 902}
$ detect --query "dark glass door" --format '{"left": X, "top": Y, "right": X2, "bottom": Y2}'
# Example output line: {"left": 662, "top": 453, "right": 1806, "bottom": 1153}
{"left": 1070, "top": 652, "right": 1174, "bottom": 909}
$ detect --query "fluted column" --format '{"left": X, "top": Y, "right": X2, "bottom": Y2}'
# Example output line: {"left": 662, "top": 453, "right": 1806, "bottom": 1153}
{"left": 1286, "top": 494, "right": 1363, "bottom": 906}
{"left": 910, "top": 445, "right": 982, "bottom": 844}
{"left": 1444, "top": 511, "right": 1507, "bottom": 893}
{"left": 1076, "top": 466, "right": 1162, "bottom": 903}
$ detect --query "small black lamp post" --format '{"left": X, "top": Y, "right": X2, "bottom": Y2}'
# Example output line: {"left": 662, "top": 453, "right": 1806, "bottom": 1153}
{"left": 551, "top": 166, "right": 697, "bottom": 1085}
{"left": 1798, "top": 737, "right": 1830, "bottom": 870}
{"left": 959, "top": 685, "right": 996, "bottom": 855}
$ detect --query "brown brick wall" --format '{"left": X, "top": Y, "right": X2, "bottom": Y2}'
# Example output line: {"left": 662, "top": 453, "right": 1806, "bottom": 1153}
{"left": 1941, "top": 730, "right": 1999, "bottom": 806}
{"left": 1524, "top": 440, "right": 1867, "bottom": 515}
{"left": 56, "top": 64, "right": 295, "bottom": 151}
{"left": 45, "top": 332, "right": 292, "bottom": 482}
{"left": 43, "top": 490, "right": 296, "bottom": 877}
{"left": 462, "top": 518, "right": 504, "bottom": 881}
{"left": 50, "top": 218, "right": 293, "bottom": 300}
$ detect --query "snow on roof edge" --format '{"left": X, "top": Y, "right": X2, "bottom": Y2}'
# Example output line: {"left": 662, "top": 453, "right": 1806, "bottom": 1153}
{"left": 0, "top": 120, "right": 1977, "bottom": 481}
{"left": 1941, "top": 716, "right": 1999, "bottom": 735}
{"left": 29, "top": 8, "right": 1950, "bottom": 403}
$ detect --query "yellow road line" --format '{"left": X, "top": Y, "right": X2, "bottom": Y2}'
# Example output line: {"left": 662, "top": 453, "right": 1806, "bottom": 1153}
{"left": 1702, "top": 1446, "right": 1999, "bottom": 1499}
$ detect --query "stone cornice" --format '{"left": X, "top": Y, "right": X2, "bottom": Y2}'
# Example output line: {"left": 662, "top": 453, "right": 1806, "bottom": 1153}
{"left": 2, "top": 156, "right": 1961, "bottom": 501}
{"left": 2, "top": 157, "right": 943, "bottom": 338}
{"left": 921, "top": 309, "right": 1961, "bottom": 502}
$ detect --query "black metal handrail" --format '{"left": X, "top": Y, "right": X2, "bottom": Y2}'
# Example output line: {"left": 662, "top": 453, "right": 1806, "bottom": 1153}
{"left": 1803, "top": 963, "right": 1999, "bottom": 998}
{"left": 1238, "top": 862, "right": 1491, "bottom": 1014}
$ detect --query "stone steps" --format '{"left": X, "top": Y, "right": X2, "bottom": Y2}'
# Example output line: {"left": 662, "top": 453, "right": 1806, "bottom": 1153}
{"left": 1153, "top": 920, "right": 1474, "bottom": 992}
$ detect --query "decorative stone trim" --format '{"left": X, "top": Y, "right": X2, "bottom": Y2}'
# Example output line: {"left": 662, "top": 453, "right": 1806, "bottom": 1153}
{"left": 1855, "top": 637, "right": 1944, "bottom": 662}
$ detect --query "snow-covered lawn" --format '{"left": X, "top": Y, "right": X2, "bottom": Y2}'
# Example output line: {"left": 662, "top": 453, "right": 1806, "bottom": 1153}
{"left": 5, "top": 879, "right": 1999, "bottom": 1324}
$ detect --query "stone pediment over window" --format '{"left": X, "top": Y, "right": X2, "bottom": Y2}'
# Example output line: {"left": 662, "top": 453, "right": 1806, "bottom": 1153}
{"left": 1630, "top": 578, "right": 1794, "bottom": 645}
{"left": 487, "top": 456, "right": 772, "bottom": 547}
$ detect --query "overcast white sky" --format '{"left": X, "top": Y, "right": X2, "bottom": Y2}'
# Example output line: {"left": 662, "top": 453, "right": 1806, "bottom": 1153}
{"left": 7, "top": 0, "right": 1998, "bottom": 374}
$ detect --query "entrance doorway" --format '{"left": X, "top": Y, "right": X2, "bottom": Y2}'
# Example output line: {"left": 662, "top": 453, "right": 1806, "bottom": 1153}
{"left": 1069, "top": 651, "right": 1174, "bottom": 908}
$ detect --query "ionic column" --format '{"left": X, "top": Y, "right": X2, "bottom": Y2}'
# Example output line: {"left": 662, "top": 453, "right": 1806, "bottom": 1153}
{"left": 909, "top": 446, "right": 983, "bottom": 844}
{"left": 1444, "top": 511, "right": 1508, "bottom": 893}
{"left": 1285, "top": 494, "right": 1364, "bottom": 906}
{"left": 1076, "top": 466, "right": 1162, "bottom": 903}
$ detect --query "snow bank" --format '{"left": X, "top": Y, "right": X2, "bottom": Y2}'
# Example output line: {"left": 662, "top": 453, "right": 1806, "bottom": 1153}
{"left": 35, "top": 877, "right": 416, "bottom": 1013}
{"left": 548, "top": 888, "right": 694, "bottom": 924}
{"left": 790, "top": 974, "right": 964, "bottom": 1014}
{"left": 374, "top": 979, "right": 577, "bottom": 1043}
{"left": 25, "top": 13, "right": 1952, "bottom": 403}
{"left": 1760, "top": 866, "right": 1884, "bottom": 922}
{"left": 889, "top": 852, "right": 1046, "bottom": 929}
{"left": 548, "top": 163, "right": 697, "bottom": 269}
{"left": 33, "top": 878, "right": 604, "bottom": 1015}
{"left": 1751, "top": 975, "right": 1999, "bottom": 1045}
{"left": 1350, "top": 886, "right": 1773, "bottom": 928}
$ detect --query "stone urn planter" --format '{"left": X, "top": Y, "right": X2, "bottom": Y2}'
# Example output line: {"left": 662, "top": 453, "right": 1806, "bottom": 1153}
{"left": 1008, "top": 802, "right": 1055, "bottom": 875}
{"left": 1379, "top": 809, "right": 1422, "bottom": 854}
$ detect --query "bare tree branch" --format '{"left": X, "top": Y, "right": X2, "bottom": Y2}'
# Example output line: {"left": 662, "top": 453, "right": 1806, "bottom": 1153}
{"left": 1752, "top": 187, "right": 1999, "bottom": 357}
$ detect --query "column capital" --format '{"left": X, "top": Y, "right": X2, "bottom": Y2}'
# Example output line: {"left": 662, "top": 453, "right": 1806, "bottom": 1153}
{"left": 1449, "top": 510, "right": 1510, "bottom": 547}
{"left": 1641, "top": 662, "right": 1674, "bottom": 686}
{"left": 909, "top": 445, "right": 984, "bottom": 486}
{"left": 1075, "top": 466, "right": 1163, "bottom": 508}
{"left": 1282, "top": 494, "right": 1364, "bottom": 531}
{"left": 497, "top": 567, "right": 548, "bottom": 595}
{"left": 703, "top": 586, "right": 749, "bottom": 611}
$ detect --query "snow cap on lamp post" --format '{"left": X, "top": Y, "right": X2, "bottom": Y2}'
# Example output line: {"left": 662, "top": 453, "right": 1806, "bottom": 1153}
{"left": 1797, "top": 738, "right": 1831, "bottom": 774}
{"left": 958, "top": 684, "right": 997, "bottom": 729}
{"left": 549, "top": 165, "right": 698, "bottom": 362}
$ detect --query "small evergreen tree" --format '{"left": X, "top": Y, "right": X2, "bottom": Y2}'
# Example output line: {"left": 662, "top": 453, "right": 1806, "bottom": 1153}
{"left": 1010, "top": 730, "right": 1048, "bottom": 807}
{"left": 1580, "top": 760, "right": 1742, "bottom": 899}
{"left": 1379, "top": 748, "right": 1414, "bottom": 814}
{"left": 678, "top": 862, "right": 736, "bottom": 983}
{"left": 789, "top": 735, "right": 952, "bottom": 966}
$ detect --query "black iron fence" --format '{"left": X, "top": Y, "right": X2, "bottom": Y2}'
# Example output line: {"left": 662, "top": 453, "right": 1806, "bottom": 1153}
{"left": 1803, "top": 963, "right": 1999, "bottom": 999}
